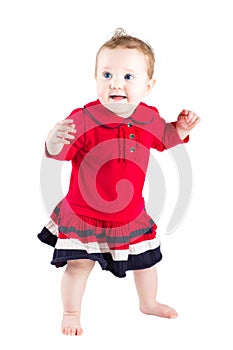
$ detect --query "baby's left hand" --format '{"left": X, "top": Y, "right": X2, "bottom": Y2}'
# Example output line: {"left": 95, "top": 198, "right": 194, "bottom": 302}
{"left": 176, "top": 110, "right": 200, "bottom": 139}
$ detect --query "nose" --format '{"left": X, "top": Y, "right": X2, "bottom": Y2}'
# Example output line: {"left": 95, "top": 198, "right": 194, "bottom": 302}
{"left": 110, "top": 76, "right": 123, "bottom": 89}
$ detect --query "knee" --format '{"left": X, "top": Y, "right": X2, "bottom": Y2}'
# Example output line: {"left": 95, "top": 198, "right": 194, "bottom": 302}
{"left": 67, "top": 259, "right": 95, "bottom": 272}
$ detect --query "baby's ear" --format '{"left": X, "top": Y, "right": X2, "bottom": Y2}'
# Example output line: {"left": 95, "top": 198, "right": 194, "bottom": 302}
{"left": 145, "top": 78, "right": 156, "bottom": 95}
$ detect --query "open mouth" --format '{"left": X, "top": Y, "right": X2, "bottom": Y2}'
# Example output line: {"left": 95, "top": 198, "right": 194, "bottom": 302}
{"left": 110, "top": 95, "right": 127, "bottom": 101}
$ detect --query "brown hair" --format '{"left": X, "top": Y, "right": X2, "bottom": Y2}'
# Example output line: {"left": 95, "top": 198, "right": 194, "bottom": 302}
{"left": 95, "top": 28, "right": 155, "bottom": 79}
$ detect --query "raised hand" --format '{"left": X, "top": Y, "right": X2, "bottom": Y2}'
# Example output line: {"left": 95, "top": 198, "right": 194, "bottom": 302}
{"left": 176, "top": 110, "right": 200, "bottom": 140}
{"left": 46, "top": 119, "right": 76, "bottom": 155}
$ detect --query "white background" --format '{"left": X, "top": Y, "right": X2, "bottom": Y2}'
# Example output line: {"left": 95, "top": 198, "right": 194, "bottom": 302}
{"left": 1, "top": 0, "right": 233, "bottom": 348}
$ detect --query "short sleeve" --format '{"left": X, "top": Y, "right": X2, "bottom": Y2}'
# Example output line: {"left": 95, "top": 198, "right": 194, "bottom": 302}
{"left": 151, "top": 112, "right": 189, "bottom": 152}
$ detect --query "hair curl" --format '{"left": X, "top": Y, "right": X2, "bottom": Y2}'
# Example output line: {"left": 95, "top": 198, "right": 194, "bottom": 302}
{"left": 95, "top": 28, "right": 155, "bottom": 78}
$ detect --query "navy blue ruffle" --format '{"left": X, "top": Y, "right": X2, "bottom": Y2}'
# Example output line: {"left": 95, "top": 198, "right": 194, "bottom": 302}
{"left": 37, "top": 227, "right": 57, "bottom": 247}
{"left": 37, "top": 226, "right": 162, "bottom": 278}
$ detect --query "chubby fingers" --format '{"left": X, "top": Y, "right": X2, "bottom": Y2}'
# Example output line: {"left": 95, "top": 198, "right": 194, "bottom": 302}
{"left": 179, "top": 110, "right": 201, "bottom": 127}
{"left": 51, "top": 119, "right": 77, "bottom": 144}
{"left": 56, "top": 119, "right": 76, "bottom": 133}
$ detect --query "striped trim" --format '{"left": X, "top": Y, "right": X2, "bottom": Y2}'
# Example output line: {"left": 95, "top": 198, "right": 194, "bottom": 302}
{"left": 59, "top": 220, "right": 155, "bottom": 242}
{"left": 51, "top": 245, "right": 162, "bottom": 277}
{"left": 58, "top": 227, "right": 156, "bottom": 244}
{"left": 46, "top": 220, "right": 58, "bottom": 236}
{"left": 55, "top": 235, "right": 160, "bottom": 261}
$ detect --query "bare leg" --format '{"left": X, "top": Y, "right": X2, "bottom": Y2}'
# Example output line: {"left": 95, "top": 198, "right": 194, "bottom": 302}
{"left": 61, "top": 259, "right": 95, "bottom": 335}
{"left": 133, "top": 266, "right": 178, "bottom": 319}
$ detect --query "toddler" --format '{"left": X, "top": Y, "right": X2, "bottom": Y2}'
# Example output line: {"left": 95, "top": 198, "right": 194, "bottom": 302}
{"left": 38, "top": 28, "right": 200, "bottom": 336}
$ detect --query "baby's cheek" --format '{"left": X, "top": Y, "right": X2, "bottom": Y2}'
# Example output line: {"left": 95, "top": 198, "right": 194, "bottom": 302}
{"left": 96, "top": 87, "right": 106, "bottom": 102}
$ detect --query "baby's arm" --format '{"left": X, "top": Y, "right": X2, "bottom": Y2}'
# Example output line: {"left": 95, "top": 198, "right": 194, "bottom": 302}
{"left": 176, "top": 110, "right": 200, "bottom": 140}
{"left": 46, "top": 119, "right": 76, "bottom": 156}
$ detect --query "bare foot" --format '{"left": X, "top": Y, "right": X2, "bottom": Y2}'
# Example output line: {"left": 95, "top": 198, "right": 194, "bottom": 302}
{"left": 140, "top": 301, "right": 178, "bottom": 319}
{"left": 61, "top": 312, "right": 83, "bottom": 336}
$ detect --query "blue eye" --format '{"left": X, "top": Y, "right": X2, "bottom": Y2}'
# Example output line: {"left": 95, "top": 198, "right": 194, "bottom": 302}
{"left": 103, "top": 72, "right": 112, "bottom": 79}
{"left": 124, "top": 74, "right": 133, "bottom": 80}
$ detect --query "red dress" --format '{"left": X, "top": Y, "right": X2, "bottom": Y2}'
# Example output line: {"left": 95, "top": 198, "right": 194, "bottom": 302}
{"left": 38, "top": 100, "right": 188, "bottom": 277}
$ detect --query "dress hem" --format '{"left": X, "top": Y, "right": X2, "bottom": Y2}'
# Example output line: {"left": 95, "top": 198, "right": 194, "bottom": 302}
{"left": 37, "top": 226, "right": 162, "bottom": 278}
{"left": 51, "top": 247, "right": 162, "bottom": 278}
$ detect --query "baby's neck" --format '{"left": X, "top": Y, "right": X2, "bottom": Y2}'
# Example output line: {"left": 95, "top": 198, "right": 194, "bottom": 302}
{"left": 103, "top": 103, "right": 137, "bottom": 118}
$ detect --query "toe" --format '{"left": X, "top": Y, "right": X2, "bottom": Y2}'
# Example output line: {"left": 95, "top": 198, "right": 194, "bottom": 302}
{"left": 169, "top": 311, "right": 178, "bottom": 319}
{"left": 61, "top": 327, "right": 67, "bottom": 335}
{"left": 78, "top": 328, "right": 83, "bottom": 336}
{"left": 71, "top": 328, "right": 76, "bottom": 336}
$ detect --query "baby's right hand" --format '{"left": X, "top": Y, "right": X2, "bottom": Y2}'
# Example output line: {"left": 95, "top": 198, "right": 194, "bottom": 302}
{"left": 46, "top": 119, "right": 76, "bottom": 155}
{"left": 47, "top": 119, "right": 77, "bottom": 145}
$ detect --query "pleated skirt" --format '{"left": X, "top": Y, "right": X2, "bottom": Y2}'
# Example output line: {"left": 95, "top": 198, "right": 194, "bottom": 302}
{"left": 38, "top": 200, "right": 162, "bottom": 278}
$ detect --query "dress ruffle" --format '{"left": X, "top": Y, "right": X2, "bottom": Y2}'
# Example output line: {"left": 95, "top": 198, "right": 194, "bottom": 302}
{"left": 38, "top": 226, "right": 162, "bottom": 278}
{"left": 38, "top": 199, "right": 162, "bottom": 277}
{"left": 51, "top": 199, "right": 157, "bottom": 243}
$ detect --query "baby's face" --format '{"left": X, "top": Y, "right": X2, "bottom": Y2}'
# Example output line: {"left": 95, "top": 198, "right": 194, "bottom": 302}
{"left": 95, "top": 48, "right": 155, "bottom": 117}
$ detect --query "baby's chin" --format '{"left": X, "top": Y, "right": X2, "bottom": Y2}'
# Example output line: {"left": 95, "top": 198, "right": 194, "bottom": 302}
{"left": 103, "top": 102, "right": 137, "bottom": 118}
